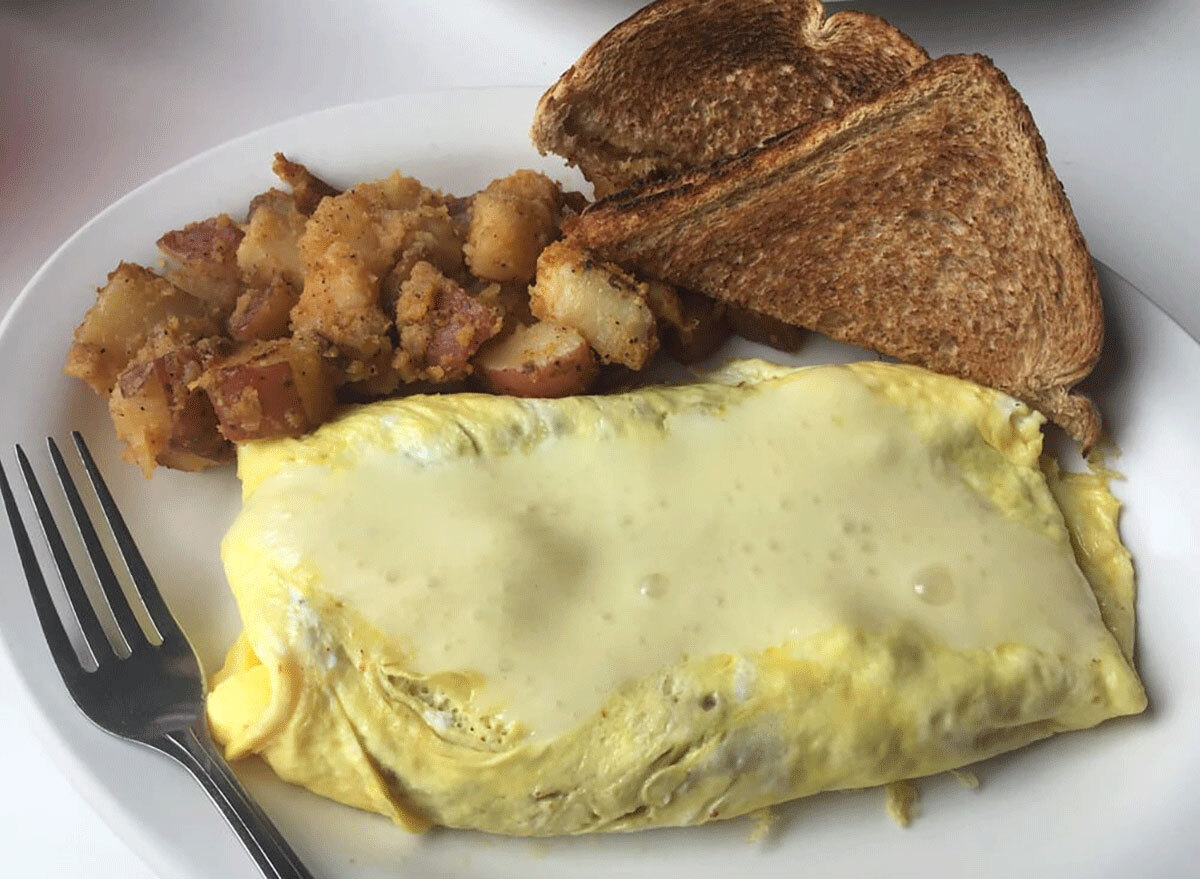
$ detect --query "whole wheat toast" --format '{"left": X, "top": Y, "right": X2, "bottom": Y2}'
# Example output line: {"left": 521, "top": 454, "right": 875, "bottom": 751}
{"left": 531, "top": 0, "right": 928, "bottom": 197}
{"left": 569, "top": 54, "right": 1104, "bottom": 447}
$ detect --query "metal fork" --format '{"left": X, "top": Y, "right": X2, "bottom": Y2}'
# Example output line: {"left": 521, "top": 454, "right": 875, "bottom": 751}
{"left": 0, "top": 433, "right": 314, "bottom": 879}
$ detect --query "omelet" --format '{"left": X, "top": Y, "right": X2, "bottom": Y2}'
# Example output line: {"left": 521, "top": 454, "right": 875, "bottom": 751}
{"left": 207, "top": 360, "right": 1146, "bottom": 835}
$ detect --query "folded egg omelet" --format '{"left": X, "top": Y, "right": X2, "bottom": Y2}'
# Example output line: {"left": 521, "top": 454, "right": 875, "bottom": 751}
{"left": 207, "top": 360, "right": 1145, "bottom": 835}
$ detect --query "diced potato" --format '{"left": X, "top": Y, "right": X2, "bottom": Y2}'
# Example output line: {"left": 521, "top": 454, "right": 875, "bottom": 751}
{"left": 227, "top": 279, "right": 298, "bottom": 342}
{"left": 644, "top": 281, "right": 731, "bottom": 364}
{"left": 464, "top": 170, "right": 562, "bottom": 283}
{"left": 271, "top": 152, "right": 339, "bottom": 215}
{"left": 156, "top": 215, "right": 244, "bottom": 314}
{"left": 65, "top": 262, "right": 220, "bottom": 396}
{"left": 237, "top": 189, "right": 308, "bottom": 290}
{"left": 355, "top": 170, "right": 434, "bottom": 215}
{"left": 295, "top": 176, "right": 463, "bottom": 382}
{"left": 475, "top": 321, "right": 598, "bottom": 398}
{"left": 529, "top": 241, "right": 659, "bottom": 370}
{"left": 108, "top": 335, "right": 231, "bottom": 477}
{"left": 394, "top": 262, "right": 503, "bottom": 382}
{"left": 198, "top": 339, "right": 335, "bottom": 441}
{"left": 380, "top": 213, "right": 469, "bottom": 310}
{"left": 726, "top": 304, "right": 806, "bottom": 353}
{"left": 292, "top": 237, "right": 394, "bottom": 382}
{"left": 404, "top": 211, "right": 468, "bottom": 282}
{"left": 352, "top": 172, "right": 466, "bottom": 283}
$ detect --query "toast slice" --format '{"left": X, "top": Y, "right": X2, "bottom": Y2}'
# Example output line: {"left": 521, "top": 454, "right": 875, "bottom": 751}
{"left": 568, "top": 54, "right": 1104, "bottom": 447}
{"left": 531, "top": 0, "right": 928, "bottom": 197}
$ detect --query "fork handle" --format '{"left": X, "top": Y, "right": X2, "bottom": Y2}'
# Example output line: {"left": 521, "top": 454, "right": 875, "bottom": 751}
{"left": 160, "top": 724, "right": 316, "bottom": 879}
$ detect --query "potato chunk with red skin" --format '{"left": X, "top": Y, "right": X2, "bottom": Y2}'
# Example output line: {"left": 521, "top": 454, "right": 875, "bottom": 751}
{"left": 475, "top": 322, "right": 598, "bottom": 398}
{"left": 156, "top": 215, "right": 244, "bottom": 315}
{"left": 271, "top": 152, "right": 338, "bottom": 215}
{"left": 227, "top": 279, "right": 298, "bottom": 342}
{"left": 65, "top": 262, "right": 220, "bottom": 396}
{"left": 725, "top": 304, "right": 806, "bottom": 353}
{"left": 394, "top": 262, "right": 503, "bottom": 382}
{"left": 643, "top": 281, "right": 730, "bottom": 364}
{"left": 529, "top": 241, "right": 659, "bottom": 370}
{"left": 464, "top": 170, "right": 562, "bottom": 283}
{"left": 109, "top": 336, "right": 231, "bottom": 477}
{"left": 198, "top": 339, "right": 335, "bottom": 441}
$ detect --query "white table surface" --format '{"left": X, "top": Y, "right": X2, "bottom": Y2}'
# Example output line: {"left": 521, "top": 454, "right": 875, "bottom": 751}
{"left": 1, "top": 1, "right": 1196, "bottom": 876}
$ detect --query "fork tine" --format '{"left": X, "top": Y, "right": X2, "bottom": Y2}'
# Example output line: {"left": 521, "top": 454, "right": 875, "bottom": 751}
{"left": 0, "top": 460, "right": 89, "bottom": 684}
{"left": 48, "top": 437, "right": 146, "bottom": 652}
{"left": 13, "top": 446, "right": 113, "bottom": 665}
{"left": 71, "top": 432, "right": 182, "bottom": 645}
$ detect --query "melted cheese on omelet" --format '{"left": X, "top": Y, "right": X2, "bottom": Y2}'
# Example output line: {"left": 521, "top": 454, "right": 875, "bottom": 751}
{"left": 207, "top": 360, "right": 1146, "bottom": 835}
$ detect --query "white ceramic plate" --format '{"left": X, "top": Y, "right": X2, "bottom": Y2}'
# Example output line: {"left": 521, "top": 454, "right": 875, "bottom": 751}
{"left": 1, "top": 89, "right": 1198, "bottom": 879}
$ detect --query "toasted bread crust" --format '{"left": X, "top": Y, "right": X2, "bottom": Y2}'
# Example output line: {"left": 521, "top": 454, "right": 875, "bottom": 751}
{"left": 532, "top": 0, "right": 928, "bottom": 196}
{"left": 571, "top": 54, "right": 1103, "bottom": 447}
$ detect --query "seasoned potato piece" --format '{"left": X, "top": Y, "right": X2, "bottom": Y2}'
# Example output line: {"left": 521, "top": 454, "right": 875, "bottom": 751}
{"left": 293, "top": 175, "right": 464, "bottom": 382}
{"left": 292, "top": 239, "right": 394, "bottom": 385}
{"left": 352, "top": 172, "right": 463, "bottom": 278}
{"left": 726, "top": 304, "right": 806, "bottom": 353}
{"left": 298, "top": 189, "right": 385, "bottom": 274}
{"left": 380, "top": 209, "right": 468, "bottom": 311}
{"left": 367, "top": 175, "right": 466, "bottom": 285}
{"left": 237, "top": 189, "right": 307, "bottom": 290}
{"left": 108, "top": 335, "right": 231, "bottom": 477}
{"left": 65, "top": 263, "right": 220, "bottom": 396}
{"left": 529, "top": 241, "right": 659, "bottom": 370}
{"left": 355, "top": 170, "right": 436, "bottom": 215}
{"left": 464, "top": 170, "right": 562, "bottom": 282}
{"left": 475, "top": 322, "right": 598, "bottom": 398}
{"left": 394, "top": 262, "right": 503, "bottom": 382}
{"left": 198, "top": 338, "right": 335, "bottom": 441}
{"left": 643, "top": 281, "right": 731, "bottom": 364}
{"left": 292, "top": 190, "right": 394, "bottom": 379}
{"left": 271, "top": 152, "right": 338, "bottom": 215}
{"left": 396, "top": 217, "right": 466, "bottom": 283}
{"left": 227, "top": 279, "right": 297, "bottom": 342}
{"left": 156, "top": 215, "right": 244, "bottom": 314}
